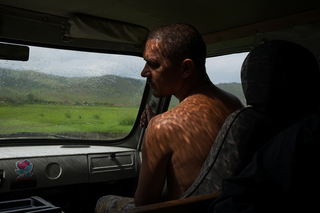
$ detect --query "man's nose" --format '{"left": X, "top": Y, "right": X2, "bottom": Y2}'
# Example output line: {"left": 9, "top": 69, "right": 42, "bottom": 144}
{"left": 141, "top": 64, "right": 151, "bottom": 78}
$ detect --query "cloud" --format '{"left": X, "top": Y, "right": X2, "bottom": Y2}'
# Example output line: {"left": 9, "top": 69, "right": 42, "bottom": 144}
{"left": 1, "top": 45, "right": 248, "bottom": 84}
{"left": 206, "top": 52, "right": 248, "bottom": 83}
{"left": 27, "top": 46, "right": 146, "bottom": 79}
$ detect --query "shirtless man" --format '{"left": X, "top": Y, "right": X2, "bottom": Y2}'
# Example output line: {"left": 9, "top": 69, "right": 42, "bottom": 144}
{"left": 134, "top": 23, "right": 243, "bottom": 206}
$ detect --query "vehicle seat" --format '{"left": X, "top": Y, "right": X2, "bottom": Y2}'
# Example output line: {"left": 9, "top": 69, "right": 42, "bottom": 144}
{"left": 181, "top": 40, "right": 320, "bottom": 198}
{"left": 210, "top": 111, "right": 320, "bottom": 213}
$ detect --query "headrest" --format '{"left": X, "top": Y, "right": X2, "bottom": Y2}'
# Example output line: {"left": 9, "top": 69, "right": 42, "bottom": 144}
{"left": 241, "top": 40, "right": 320, "bottom": 116}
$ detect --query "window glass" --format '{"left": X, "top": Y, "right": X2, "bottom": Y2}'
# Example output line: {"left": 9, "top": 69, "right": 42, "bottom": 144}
{"left": 0, "top": 44, "right": 145, "bottom": 140}
{"left": 169, "top": 52, "right": 248, "bottom": 108}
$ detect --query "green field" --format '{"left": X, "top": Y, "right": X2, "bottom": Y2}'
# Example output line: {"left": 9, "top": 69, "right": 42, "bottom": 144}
{"left": 0, "top": 103, "right": 139, "bottom": 139}
{"left": 0, "top": 69, "right": 246, "bottom": 140}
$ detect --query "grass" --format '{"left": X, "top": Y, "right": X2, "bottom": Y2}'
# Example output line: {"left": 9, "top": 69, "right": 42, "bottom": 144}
{"left": 0, "top": 103, "right": 139, "bottom": 139}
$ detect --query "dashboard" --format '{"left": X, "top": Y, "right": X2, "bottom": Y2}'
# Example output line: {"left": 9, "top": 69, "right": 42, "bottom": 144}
{"left": 0, "top": 145, "right": 139, "bottom": 194}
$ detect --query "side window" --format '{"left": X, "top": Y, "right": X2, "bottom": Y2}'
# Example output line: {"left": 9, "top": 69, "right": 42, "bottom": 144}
{"left": 0, "top": 44, "right": 145, "bottom": 140}
{"left": 169, "top": 53, "right": 248, "bottom": 108}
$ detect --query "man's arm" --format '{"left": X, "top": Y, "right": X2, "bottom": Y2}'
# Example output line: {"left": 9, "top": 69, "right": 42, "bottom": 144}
{"left": 134, "top": 119, "right": 172, "bottom": 206}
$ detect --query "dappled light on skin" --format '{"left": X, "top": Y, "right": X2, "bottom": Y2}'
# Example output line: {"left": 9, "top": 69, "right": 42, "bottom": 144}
{"left": 141, "top": 39, "right": 181, "bottom": 98}
{"left": 135, "top": 23, "right": 244, "bottom": 205}
{"left": 137, "top": 82, "right": 241, "bottom": 203}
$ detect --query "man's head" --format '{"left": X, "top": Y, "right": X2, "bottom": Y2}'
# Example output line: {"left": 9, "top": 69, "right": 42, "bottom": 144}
{"left": 141, "top": 23, "right": 207, "bottom": 98}
{"left": 147, "top": 23, "right": 206, "bottom": 72}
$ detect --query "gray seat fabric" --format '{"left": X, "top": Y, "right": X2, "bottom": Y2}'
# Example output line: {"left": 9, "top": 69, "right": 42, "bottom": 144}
{"left": 181, "top": 40, "right": 320, "bottom": 198}
{"left": 211, "top": 113, "right": 319, "bottom": 213}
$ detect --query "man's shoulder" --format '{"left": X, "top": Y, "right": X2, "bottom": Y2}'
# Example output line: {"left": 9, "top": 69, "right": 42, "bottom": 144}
{"left": 148, "top": 109, "right": 179, "bottom": 131}
{"left": 146, "top": 105, "right": 189, "bottom": 137}
{"left": 143, "top": 111, "right": 178, "bottom": 152}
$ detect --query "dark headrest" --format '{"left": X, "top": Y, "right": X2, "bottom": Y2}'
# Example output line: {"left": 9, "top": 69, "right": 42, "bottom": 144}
{"left": 241, "top": 40, "right": 320, "bottom": 116}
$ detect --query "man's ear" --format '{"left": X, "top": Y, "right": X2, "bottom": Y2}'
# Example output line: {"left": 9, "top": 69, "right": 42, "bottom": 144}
{"left": 181, "top": 59, "right": 195, "bottom": 78}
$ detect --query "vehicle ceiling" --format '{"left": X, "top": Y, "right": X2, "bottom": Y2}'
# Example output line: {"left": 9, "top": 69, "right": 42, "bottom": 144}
{"left": 1, "top": 0, "right": 320, "bottom": 58}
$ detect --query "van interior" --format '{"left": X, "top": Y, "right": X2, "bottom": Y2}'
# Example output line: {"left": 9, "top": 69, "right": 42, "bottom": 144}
{"left": 0, "top": 1, "right": 320, "bottom": 212}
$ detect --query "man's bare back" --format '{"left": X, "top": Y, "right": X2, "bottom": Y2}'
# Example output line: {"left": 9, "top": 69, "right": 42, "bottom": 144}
{"left": 135, "top": 81, "right": 242, "bottom": 205}
{"left": 159, "top": 83, "right": 242, "bottom": 200}
{"left": 96, "top": 22, "right": 243, "bottom": 213}
{"left": 134, "top": 23, "right": 243, "bottom": 206}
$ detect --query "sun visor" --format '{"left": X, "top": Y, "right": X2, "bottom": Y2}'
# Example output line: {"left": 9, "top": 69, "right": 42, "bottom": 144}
{"left": 64, "top": 15, "right": 149, "bottom": 45}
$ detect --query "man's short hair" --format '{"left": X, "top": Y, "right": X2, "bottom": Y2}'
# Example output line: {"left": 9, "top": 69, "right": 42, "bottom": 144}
{"left": 147, "top": 23, "right": 206, "bottom": 73}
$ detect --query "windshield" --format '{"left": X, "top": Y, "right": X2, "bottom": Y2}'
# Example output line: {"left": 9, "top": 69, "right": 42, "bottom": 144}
{"left": 0, "top": 43, "right": 248, "bottom": 141}
{"left": 0, "top": 44, "right": 145, "bottom": 140}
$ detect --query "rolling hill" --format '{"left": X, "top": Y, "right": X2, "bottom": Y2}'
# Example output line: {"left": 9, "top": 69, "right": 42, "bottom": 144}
{"left": 217, "top": 82, "right": 246, "bottom": 105}
{"left": 0, "top": 68, "right": 246, "bottom": 106}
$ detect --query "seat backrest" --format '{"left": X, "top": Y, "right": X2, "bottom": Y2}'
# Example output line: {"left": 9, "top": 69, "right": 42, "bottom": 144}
{"left": 211, "top": 113, "right": 320, "bottom": 213}
{"left": 181, "top": 40, "right": 320, "bottom": 198}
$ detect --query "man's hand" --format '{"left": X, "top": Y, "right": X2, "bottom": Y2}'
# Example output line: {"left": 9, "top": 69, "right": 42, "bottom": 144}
{"left": 140, "top": 104, "right": 156, "bottom": 127}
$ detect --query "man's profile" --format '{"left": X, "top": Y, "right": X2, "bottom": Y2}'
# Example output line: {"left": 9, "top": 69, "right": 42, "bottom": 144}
{"left": 95, "top": 23, "right": 243, "bottom": 212}
{"left": 135, "top": 23, "right": 243, "bottom": 206}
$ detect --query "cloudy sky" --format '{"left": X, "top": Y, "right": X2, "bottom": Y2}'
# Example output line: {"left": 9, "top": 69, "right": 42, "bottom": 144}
{"left": 2, "top": 45, "right": 248, "bottom": 84}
